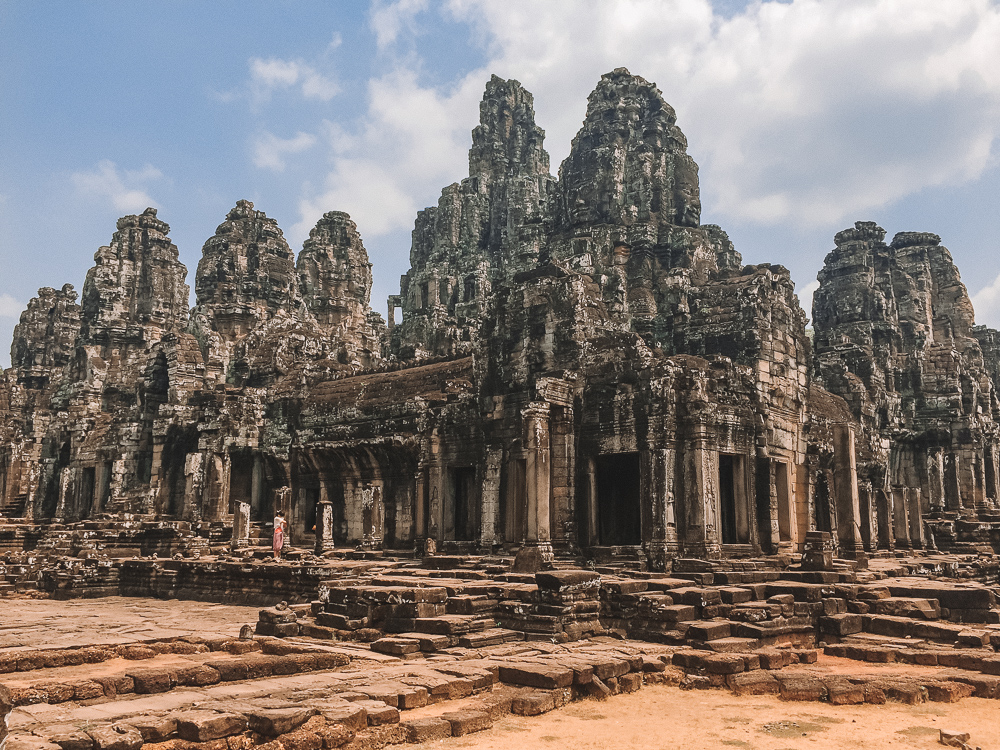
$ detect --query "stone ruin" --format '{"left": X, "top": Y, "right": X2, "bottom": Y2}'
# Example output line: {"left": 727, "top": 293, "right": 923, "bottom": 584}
{"left": 4, "top": 68, "right": 999, "bottom": 565}
{"left": 1, "top": 68, "right": 1000, "bottom": 750}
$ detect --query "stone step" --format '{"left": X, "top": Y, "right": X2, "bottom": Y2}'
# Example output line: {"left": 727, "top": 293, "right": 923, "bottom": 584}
{"left": 870, "top": 597, "right": 941, "bottom": 620}
{"left": 684, "top": 620, "right": 732, "bottom": 641}
{"left": 446, "top": 596, "right": 499, "bottom": 615}
{"left": 412, "top": 615, "right": 492, "bottom": 635}
{"left": 456, "top": 628, "right": 520, "bottom": 648}
{"left": 704, "top": 636, "right": 761, "bottom": 653}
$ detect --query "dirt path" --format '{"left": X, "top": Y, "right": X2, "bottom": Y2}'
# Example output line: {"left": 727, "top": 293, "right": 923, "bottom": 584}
{"left": 421, "top": 684, "right": 999, "bottom": 750}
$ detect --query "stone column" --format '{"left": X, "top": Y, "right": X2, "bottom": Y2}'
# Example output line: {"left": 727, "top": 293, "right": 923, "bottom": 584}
{"left": 232, "top": 501, "right": 250, "bottom": 551}
{"left": 427, "top": 431, "right": 444, "bottom": 543}
{"left": 251, "top": 456, "right": 266, "bottom": 517}
{"left": 413, "top": 468, "right": 426, "bottom": 548}
{"left": 94, "top": 461, "right": 111, "bottom": 515}
{"left": 833, "top": 423, "right": 864, "bottom": 557}
{"left": 480, "top": 449, "right": 502, "bottom": 550}
{"left": 585, "top": 457, "right": 598, "bottom": 547}
{"left": 55, "top": 466, "right": 73, "bottom": 520}
{"left": 944, "top": 452, "right": 964, "bottom": 513}
{"left": 522, "top": 402, "right": 553, "bottom": 561}
{"left": 647, "top": 448, "right": 678, "bottom": 569}
{"left": 314, "top": 499, "right": 335, "bottom": 555}
{"left": 891, "top": 488, "right": 910, "bottom": 547}
{"left": 371, "top": 486, "right": 384, "bottom": 549}
{"left": 183, "top": 452, "right": 203, "bottom": 521}
{"left": 927, "top": 448, "right": 946, "bottom": 513}
{"left": 974, "top": 453, "right": 989, "bottom": 511}
{"left": 875, "top": 489, "right": 894, "bottom": 550}
{"left": 428, "top": 275, "right": 440, "bottom": 309}
{"left": 907, "top": 488, "right": 925, "bottom": 547}
{"left": 685, "top": 423, "right": 720, "bottom": 557}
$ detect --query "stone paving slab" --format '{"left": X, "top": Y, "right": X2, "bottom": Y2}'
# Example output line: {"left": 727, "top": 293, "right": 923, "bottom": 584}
{"left": 0, "top": 598, "right": 260, "bottom": 651}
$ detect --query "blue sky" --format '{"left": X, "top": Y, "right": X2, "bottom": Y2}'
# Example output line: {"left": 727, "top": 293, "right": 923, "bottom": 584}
{"left": 2, "top": 0, "right": 1000, "bottom": 367}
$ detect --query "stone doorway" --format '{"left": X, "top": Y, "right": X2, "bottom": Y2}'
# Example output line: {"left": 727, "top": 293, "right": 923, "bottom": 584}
{"left": 719, "top": 454, "right": 750, "bottom": 545}
{"left": 446, "top": 466, "right": 478, "bottom": 541}
{"left": 596, "top": 452, "right": 641, "bottom": 546}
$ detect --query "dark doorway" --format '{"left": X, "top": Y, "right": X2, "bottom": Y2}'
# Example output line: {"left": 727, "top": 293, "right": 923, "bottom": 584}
{"left": 301, "top": 487, "right": 319, "bottom": 535}
{"left": 814, "top": 471, "right": 832, "bottom": 532}
{"left": 501, "top": 459, "right": 527, "bottom": 544}
{"left": 79, "top": 467, "right": 96, "bottom": 519}
{"left": 596, "top": 452, "right": 641, "bottom": 545}
{"left": 755, "top": 457, "right": 774, "bottom": 554}
{"left": 719, "top": 454, "right": 750, "bottom": 545}
{"left": 986, "top": 446, "right": 997, "bottom": 501}
{"left": 448, "top": 467, "right": 478, "bottom": 541}
{"left": 229, "top": 453, "right": 253, "bottom": 515}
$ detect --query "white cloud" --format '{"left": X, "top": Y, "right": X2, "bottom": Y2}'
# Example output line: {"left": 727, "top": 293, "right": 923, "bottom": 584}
{"left": 371, "top": 0, "right": 429, "bottom": 50}
{"left": 252, "top": 131, "right": 318, "bottom": 171}
{"left": 799, "top": 280, "right": 820, "bottom": 322}
{"left": 70, "top": 160, "right": 162, "bottom": 213}
{"left": 973, "top": 272, "right": 1000, "bottom": 328}
{"left": 439, "top": 0, "right": 1000, "bottom": 228}
{"left": 290, "top": 66, "right": 482, "bottom": 243}
{"left": 0, "top": 293, "right": 22, "bottom": 318}
{"left": 268, "top": 0, "right": 1000, "bottom": 272}
{"left": 249, "top": 57, "right": 340, "bottom": 102}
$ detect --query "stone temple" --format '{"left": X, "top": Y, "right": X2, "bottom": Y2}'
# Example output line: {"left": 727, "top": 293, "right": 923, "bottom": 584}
{"left": 2, "top": 68, "right": 1000, "bottom": 567}
{"left": 4, "top": 69, "right": 1000, "bottom": 750}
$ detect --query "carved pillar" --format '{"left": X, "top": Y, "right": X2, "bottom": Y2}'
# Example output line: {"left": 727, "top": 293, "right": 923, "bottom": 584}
{"left": 891, "top": 488, "right": 910, "bottom": 547}
{"left": 413, "top": 468, "right": 427, "bottom": 548}
{"left": 875, "top": 488, "right": 894, "bottom": 550}
{"left": 428, "top": 432, "right": 444, "bottom": 543}
{"left": 647, "top": 448, "right": 678, "bottom": 569}
{"left": 585, "top": 457, "right": 598, "bottom": 546}
{"left": 685, "top": 422, "right": 720, "bottom": 557}
{"left": 251, "top": 456, "right": 266, "bottom": 518}
{"left": 927, "top": 447, "right": 946, "bottom": 513}
{"left": 833, "top": 423, "right": 864, "bottom": 557}
{"left": 55, "top": 466, "right": 73, "bottom": 520}
{"left": 907, "top": 488, "right": 925, "bottom": 547}
{"left": 314, "top": 499, "right": 335, "bottom": 554}
{"left": 974, "top": 452, "right": 989, "bottom": 511}
{"left": 232, "top": 501, "right": 250, "bottom": 550}
{"left": 944, "top": 452, "right": 964, "bottom": 513}
{"left": 522, "top": 402, "right": 553, "bottom": 561}
{"left": 480, "top": 449, "right": 502, "bottom": 550}
{"left": 183, "top": 452, "right": 203, "bottom": 521}
{"left": 548, "top": 406, "right": 575, "bottom": 553}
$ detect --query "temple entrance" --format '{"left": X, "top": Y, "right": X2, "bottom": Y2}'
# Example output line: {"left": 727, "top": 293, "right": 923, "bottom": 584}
{"left": 719, "top": 454, "right": 750, "bottom": 544}
{"left": 446, "top": 466, "right": 478, "bottom": 541}
{"left": 813, "top": 471, "right": 831, "bottom": 532}
{"left": 229, "top": 453, "right": 254, "bottom": 516}
{"left": 79, "top": 467, "right": 96, "bottom": 519}
{"left": 775, "top": 460, "right": 793, "bottom": 544}
{"left": 596, "top": 452, "right": 641, "bottom": 545}
{"left": 502, "top": 458, "right": 527, "bottom": 544}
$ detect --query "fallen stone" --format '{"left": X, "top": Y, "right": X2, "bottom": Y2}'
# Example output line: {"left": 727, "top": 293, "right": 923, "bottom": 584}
{"left": 86, "top": 725, "right": 142, "bottom": 750}
{"left": 173, "top": 711, "right": 248, "bottom": 742}
{"left": 511, "top": 691, "right": 557, "bottom": 716}
{"left": 441, "top": 709, "right": 492, "bottom": 736}
{"left": 401, "top": 717, "right": 452, "bottom": 743}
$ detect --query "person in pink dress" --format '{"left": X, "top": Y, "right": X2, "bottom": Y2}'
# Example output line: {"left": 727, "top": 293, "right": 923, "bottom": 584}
{"left": 272, "top": 510, "right": 287, "bottom": 560}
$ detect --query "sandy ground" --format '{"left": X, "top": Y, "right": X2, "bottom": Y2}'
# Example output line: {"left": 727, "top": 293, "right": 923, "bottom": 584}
{"left": 417, "top": 685, "right": 1000, "bottom": 750}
